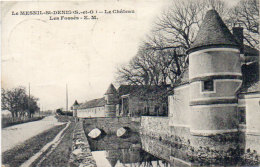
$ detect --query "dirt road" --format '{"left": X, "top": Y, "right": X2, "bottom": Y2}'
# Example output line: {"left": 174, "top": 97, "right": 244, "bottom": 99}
{"left": 2, "top": 115, "right": 64, "bottom": 152}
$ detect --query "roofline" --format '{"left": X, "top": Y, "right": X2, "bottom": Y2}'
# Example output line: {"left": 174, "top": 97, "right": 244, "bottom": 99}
{"left": 187, "top": 44, "right": 240, "bottom": 55}
{"left": 173, "top": 81, "right": 190, "bottom": 88}
{"left": 239, "top": 90, "right": 260, "bottom": 95}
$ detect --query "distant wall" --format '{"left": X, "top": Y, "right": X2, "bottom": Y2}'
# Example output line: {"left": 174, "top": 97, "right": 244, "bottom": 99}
{"left": 140, "top": 116, "right": 171, "bottom": 141}
{"left": 83, "top": 117, "right": 140, "bottom": 135}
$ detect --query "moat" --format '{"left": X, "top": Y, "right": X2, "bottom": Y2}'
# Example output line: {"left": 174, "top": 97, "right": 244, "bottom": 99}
{"left": 88, "top": 133, "right": 173, "bottom": 167}
{"left": 86, "top": 132, "right": 259, "bottom": 167}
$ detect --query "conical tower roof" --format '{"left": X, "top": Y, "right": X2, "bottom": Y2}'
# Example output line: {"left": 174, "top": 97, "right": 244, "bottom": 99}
{"left": 187, "top": 9, "right": 239, "bottom": 54}
{"left": 73, "top": 100, "right": 79, "bottom": 106}
{"left": 105, "top": 84, "right": 117, "bottom": 95}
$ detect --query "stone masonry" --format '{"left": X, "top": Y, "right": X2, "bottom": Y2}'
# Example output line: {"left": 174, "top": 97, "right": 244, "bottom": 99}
{"left": 68, "top": 121, "right": 97, "bottom": 167}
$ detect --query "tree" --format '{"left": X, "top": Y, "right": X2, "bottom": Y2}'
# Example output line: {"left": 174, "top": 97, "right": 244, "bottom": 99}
{"left": 227, "top": 0, "right": 259, "bottom": 49}
{"left": 117, "top": 41, "right": 186, "bottom": 86}
{"left": 116, "top": 0, "right": 259, "bottom": 88}
{"left": 1, "top": 87, "right": 39, "bottom": 119}
{"left": 1, "top": 87, "right": 27, "bottom": 118}
{"left": 150, "top": 0, "right": 228, "bottom": 52}
{"left": 21, "top": 95, "right": 39, "bottom": 118}
{"left": 117, "top": 46, "right": 154, "bottom": 86}
{"left": 56, "top": 108, "right": 63, "bottom": 115}
{"left": 117, "top": 0, "right": 229, "bottom": 86}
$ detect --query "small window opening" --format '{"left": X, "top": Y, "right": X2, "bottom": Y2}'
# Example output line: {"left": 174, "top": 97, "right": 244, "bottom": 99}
{"left": 203, "top": 80, "right": 214, "bottom": 92}
{"left": 238, "top": 107, "right": 246, "bottom": 124}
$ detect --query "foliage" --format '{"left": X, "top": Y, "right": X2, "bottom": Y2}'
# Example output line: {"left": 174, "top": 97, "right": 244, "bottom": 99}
{"left": 56, "top": 108, "right": 63, "bottom": 115}
{"left": 151, "top": 0, "right": 228, "bottom": 51}
{"left": 227, "top": 0, "right": 259, "bottom": 49}
{"left": 56, "top": 108, "right": 73, "bottom": 116}
{"left": 55, "top": 115, "right": 75, "bottom": 122}
{"left": 117, "top": 45, "right": 186, "bottom": 86}
{"left": 1, "top": 87, "right": 40, "bottom": 118}
{"left": 116, "top": 0, "right": 232, "bottom": 87}
{"left": 116, "top": 0, "right": 259, "bottom": 90}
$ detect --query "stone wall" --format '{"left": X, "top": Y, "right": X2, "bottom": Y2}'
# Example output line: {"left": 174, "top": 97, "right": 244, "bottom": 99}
{"left": 245, "top": 93, "right": 260, "bottom": 135}
{"left": 69, "top": 121, "right": 96, "bottom": 167}
{"left": 168, "top": 84, "right": 190, "bottom": 127}
{"left": 245, "top": 134, "right": 260, "bottom": 156}
{"left": 242, "top": 92, "right": 260, "bottom": 155}
{"left": 104, "top": 93, "right": 118, "bottom": 105}
{"left": 140, "top": 116, "right": 171, "bottom": 141}
{"left": 83, "top": 117, "right": 140, "bottom": 135}
{"left": 171, "top": 126, "right": 191, "bottom": 143}
{"left": 104, "top": 105, "right": 116, "bottom": 117}
{"left": 141, "top": 135, "right": 171, "bottom": 162}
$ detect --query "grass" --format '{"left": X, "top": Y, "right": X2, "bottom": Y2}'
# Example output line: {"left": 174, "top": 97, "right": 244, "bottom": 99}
{"left": 2, "top": 116, "right": 45, "bottom": 128}
{"left": 2, "top": 124, "right": 66, "bottom": 167}
{"left": 31, "top": 122, "right": 75, "bottom": 167}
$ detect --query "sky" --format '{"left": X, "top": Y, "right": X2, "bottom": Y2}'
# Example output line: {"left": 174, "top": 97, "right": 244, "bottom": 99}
{"left": 1, "top": 0, "right": 239, "bottom": 110}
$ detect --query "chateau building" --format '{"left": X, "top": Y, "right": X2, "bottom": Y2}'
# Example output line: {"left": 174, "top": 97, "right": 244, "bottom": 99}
{"left": 72, "top": 9, "right": 259, "bottom": 154}
{"left": 168, "top": 9, "right": 259, "bottom": 153}
{"left": 72, "top": 84, "right": 115, "bottom": 118}
{"left": 72, "top": 84, "right": 168, "bottom": 118}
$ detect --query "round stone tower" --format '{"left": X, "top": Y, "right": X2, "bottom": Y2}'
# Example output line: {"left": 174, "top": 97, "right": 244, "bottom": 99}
{"left": 187, "top": 10, "right": 242, "bottom": 150}
{"left": 72, "top": 100, "right": 79, "bottom": 117}
{"left": 104, "top": 83, "right": 118, "bottom": 117}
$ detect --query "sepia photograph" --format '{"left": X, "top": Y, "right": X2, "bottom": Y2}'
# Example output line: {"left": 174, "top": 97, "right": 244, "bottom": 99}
{"left": 1, "top": 0, "right": 259, "bottom": 166}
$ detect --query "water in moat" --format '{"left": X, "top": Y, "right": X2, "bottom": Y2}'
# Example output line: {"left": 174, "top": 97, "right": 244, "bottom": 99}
{"left": 88, "top": 133, "right": 172, "bottom": 167}
{"left": 87, "top": 132, "right": 260, "bottom": 167}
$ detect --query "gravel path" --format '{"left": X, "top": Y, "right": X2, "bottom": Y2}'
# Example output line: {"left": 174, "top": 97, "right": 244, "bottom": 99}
{"left": 2, "top": 115, "right": 64, "bottom": 152}
{"left": 20, "top": 122, "right": 71, "bottom": 167}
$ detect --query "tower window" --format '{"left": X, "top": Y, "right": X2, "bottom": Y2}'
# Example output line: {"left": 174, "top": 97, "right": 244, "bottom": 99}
{"left": 203, "top": 80, "right": 214, "bottom": 92}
